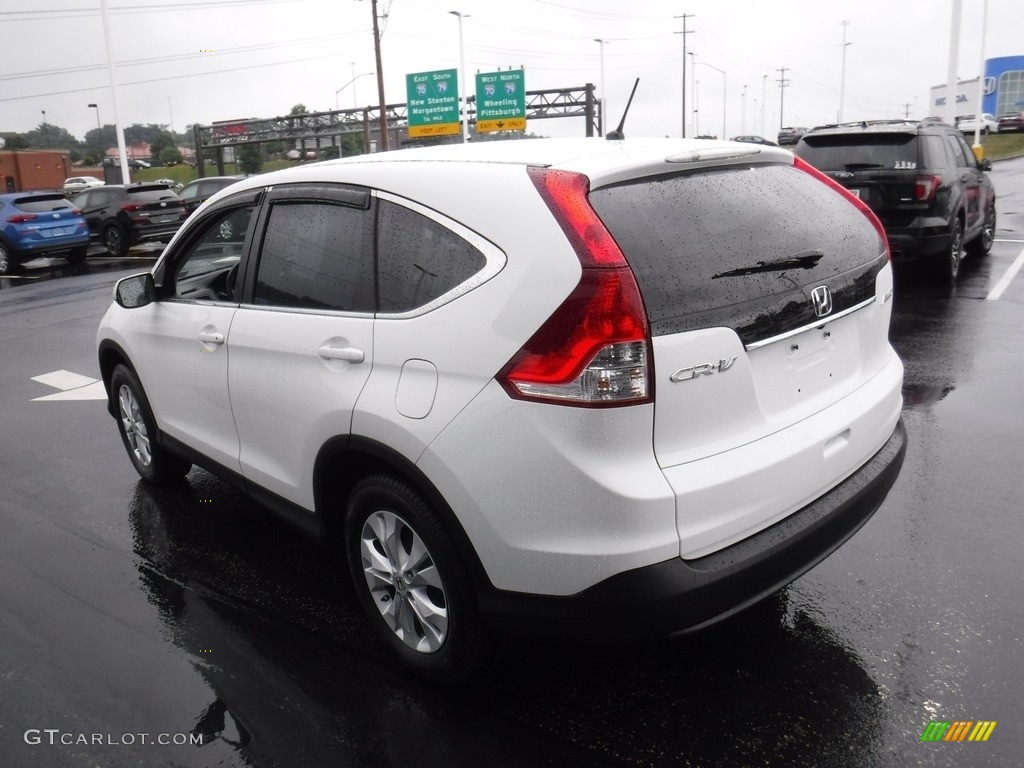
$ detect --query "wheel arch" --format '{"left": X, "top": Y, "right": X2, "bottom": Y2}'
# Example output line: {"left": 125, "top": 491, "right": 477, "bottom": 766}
{"left": 313, "top": 435, "right": 493, "bottom": 592}
{"left": 97, "top": 340, "right": 135, "bottom": 417}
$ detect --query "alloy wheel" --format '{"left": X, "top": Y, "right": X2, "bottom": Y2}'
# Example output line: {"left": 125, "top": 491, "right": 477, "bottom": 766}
{"left": 118, "top": 384, "right": 152, "bottom": 466}
{"left": 359, "top": 510, "right": 449, "bottom": 653}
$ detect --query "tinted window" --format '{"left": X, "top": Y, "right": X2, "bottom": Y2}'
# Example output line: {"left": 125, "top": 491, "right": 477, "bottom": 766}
{"left": 14, "top": 195, "right": 74, "bottom": 212}
{"left": 797, "top": 133, "right": 917, "bottom": 170}
{"left": 590, "top": 164, "right": 885, "bottom": 344}
{"left": 376, "top": 200, "right": 486, "bottom": 313}
{"left": 179, "top": 182, "right": 200, "bottom": 200}
{"left": 254, "top": 201, "right": 374, "bottom": 312}
{"left": 920, "top": 135, "right": 948, "bottom": 168}
{"left": 127, "top": 188, "right": 179, "bottom": 202}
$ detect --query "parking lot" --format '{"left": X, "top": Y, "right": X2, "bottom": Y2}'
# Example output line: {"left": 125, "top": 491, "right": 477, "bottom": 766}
{"left": 1, "top": 156, "right": 1023, "bottom": 767}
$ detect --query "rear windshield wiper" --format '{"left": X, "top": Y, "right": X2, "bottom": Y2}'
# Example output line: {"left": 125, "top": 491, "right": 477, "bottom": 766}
{"left": 843, "top": 163, "right": 884, "bottom": 170}
{"left": 712, "top": 250, "right": 824, "bottom": 279}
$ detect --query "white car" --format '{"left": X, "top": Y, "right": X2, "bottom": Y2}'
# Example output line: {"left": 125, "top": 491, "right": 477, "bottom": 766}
{"left": 957, "top": 113, "right": 999, "bottom": 135}
{"left": 97, "top": 138, "right": 907, "bottom": 681}
{"left": 63, "top": 176, "right": 104, "bottom": 193}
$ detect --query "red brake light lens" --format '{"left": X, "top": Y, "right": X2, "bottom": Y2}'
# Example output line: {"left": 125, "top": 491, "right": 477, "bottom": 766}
{"left": 497, "top": 168, "right": 652, "bottom": 407}
{"left": 8, "top": 213, "right": 38, "bottom": 224}
{"left": 793, "top": 155, "right": 890, "bottom": 262}
{"left": 914, "top": 175, "right": 942, "bottom": 203}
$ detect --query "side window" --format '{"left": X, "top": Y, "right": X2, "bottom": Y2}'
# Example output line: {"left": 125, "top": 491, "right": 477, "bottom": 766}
{"left": 945, "top": 134, "right": 969, "bottom": 167}
{"left": 173, "top": 205, "right": 255, "bottom": 300}
{"left": 254, "top": 201, "right": 374, "bottom": 312}
{"left": 179, "top": 182, "right": 199, "bottom": 200}
{"left": 376, "top": 200, "right": 487, "bottom": 313}
{"left": 954, "top": 134, "right": 978, "bottom": 167}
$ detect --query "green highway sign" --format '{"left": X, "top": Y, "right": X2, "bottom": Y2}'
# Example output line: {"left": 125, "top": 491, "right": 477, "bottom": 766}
{"left": 475, "top": 69, "right": 526, "bottom": 132}
{"left": 406, "top": 69, "right": 461, "bottom": 137}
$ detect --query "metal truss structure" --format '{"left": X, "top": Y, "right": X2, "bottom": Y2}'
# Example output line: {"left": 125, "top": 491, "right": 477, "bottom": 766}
{"left": 193, "top": 84, "right": 600, "bottom": 174}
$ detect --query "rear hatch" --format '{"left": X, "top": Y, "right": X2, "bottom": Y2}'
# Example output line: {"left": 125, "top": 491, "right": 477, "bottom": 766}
{"left": 794, "top": 132, "right": 930, "bottom": 230}
{"left": 11, "top": 194, "right": 87, "bottom": 244}
{"left": 123, "top": 185, "right": 187, "bottom": 227}
{"left": 590, "top": 160, "right": 900, "bottom": 557}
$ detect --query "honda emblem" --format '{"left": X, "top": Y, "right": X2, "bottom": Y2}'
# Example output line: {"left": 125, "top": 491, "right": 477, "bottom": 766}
{"left": 811, "top": 285, "right": 833, "bottom": 318}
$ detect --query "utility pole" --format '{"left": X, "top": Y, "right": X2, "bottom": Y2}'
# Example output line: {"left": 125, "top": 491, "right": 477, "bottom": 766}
{"left": 839, "top": 21, "right": 851, "bottom": 123}
{"left": 776, "top": 66, "right": 790, "bottom": 129}
{"left": 369, "top": 0, "right": 389, "bottom": 151}
{"left": 674, "top": 13, "right": 695, "bottom": 138}
{"left": 902, "top": 102, "right": 913, "bottom": 118}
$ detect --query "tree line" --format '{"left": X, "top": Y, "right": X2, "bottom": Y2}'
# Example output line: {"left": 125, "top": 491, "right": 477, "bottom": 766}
{"left": 0, "top": 121, "right": 193, "bottom": 166}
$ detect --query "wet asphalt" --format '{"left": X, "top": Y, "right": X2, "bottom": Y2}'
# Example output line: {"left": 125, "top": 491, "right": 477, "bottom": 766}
{"left": 1, "top": 159, "right": 1023, "bottom": 767}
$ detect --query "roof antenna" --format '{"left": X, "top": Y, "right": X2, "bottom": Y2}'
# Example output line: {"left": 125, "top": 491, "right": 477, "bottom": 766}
{"left": 605, "top": 78, "right": 639, "bottom": 140}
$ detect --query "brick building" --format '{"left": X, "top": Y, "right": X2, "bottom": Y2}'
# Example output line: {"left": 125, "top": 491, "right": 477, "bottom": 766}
{"left": 0, "top": 150, "right": 71, "bottom": 192}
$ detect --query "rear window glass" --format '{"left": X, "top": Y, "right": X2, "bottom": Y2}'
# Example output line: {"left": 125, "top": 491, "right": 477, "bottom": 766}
{"left": 127, "top": 188, "right": 179, "bottom": 202}
{"left": 14, "top": 195, "right": 74, "bottom": 212}
{"left": 796, "top": 133, "right": 918, "bottom": 171}
{"left": 590, "top": 164, "right": 885, "bottom": 343}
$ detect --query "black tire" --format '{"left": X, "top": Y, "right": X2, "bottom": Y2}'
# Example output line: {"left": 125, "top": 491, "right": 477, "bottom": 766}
{"left": 110, "top": 364, "right": 191, "bottom": 484}
{"left": 0, "top": 240, "right": 13, "bottom": 275}
{"left": 345, "top": 474, "right": 483, "bottom": 684}
{"left": 967, "top": 204, "right": 996, "bottom": 256}
{"left": 936, "top": 219, "right": 964, "bottom": 286}
{"left": 104, "top": 225, "right": 129, "bottom": 258}
{"left": 65, "top": 246, "right": 88, "bottom": 265}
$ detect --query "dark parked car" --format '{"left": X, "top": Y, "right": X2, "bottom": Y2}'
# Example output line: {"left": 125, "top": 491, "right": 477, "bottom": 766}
{"left": 71, "top": 184, "right": 187, "bottom": 258}
{"left": 177, "top": 176, "right": 244, "bottom": 216}
{"left": 997, "top": 111, "right": 1024, "bottom": 132}
{"left": 794, "top": 119, "right": 996, "bottom": 284}
{"left": 0, "top": 192, "right": 89, "bottom": 275}
{"left": 732, "top": 135, "right": 778, "bottom": 146}
{"left": 777, "top": 126, "right": 809, "bottom": 145}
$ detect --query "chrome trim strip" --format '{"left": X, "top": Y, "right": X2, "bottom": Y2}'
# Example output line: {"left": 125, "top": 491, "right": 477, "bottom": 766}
{"left": 744, "top": 296, "right": 876, "bottom": 351}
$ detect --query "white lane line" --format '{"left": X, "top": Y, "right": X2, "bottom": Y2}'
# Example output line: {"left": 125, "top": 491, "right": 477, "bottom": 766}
{"left": 31, "top": 370, "right": 98, "bottom": 390}
{"left": 987, "top": 245, "right": 1024, "bottom": 301}
{"left": 30, "top": 370, "right": 108, "bottom": 402}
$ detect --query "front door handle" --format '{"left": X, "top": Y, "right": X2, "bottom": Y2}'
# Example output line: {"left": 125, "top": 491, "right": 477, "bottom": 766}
{"left": 198, "top": 331, "right": 225, "bottom": 345}
{"left": 318, "top": 345, "right": 364, "bottom": 363}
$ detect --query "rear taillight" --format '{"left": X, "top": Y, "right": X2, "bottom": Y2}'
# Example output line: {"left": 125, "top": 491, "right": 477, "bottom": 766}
{"left": 497, "top": 168, "right": 652, "bottom": 407}
{"left": 8, "top": 213, "right": 38, "bottom": 223}
{"left": 120, "top": 203, "right": 142, "bottom": 212}
{"left": 793, "top": 155, "right": 891, "bottom": 262}
{"left": 914, "top": 174, "right": 942, "bottom": 203}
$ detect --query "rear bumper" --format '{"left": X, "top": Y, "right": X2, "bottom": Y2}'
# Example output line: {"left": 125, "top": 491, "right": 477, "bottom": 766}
{"left": 479, "top": 419, "right": 907, "bottom": 640}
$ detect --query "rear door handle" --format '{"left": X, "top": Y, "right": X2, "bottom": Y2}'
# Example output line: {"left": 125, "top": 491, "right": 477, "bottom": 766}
{"left": 318, "top": 345, "right": 364, "bottom": 363}
{"left": 198, "top": 331, "right": 225, "bottom": 345}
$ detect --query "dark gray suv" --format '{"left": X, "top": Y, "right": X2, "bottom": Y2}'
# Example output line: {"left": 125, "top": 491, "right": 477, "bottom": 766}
{"left": 794, "top": 119, "right": 996, "bottom": 284}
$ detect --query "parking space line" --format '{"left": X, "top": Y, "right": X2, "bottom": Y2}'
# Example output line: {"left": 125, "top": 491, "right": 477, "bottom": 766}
{"left": 987, "top": 245, "right": 1024, "bottom": 301}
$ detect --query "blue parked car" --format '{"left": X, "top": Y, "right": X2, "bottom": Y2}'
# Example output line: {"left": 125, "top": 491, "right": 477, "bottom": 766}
{"left": 0, "top": 192, "right": 90, "bottom": 275}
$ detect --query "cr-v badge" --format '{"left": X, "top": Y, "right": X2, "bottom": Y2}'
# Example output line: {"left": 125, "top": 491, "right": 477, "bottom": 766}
{"left": 670, "top": 357, "right": 737, "bottom": 383}
{"left": 811, "top": 285, "right": 833, "bottom": 318}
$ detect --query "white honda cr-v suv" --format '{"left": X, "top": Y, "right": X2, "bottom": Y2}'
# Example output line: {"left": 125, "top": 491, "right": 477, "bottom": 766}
{"left": 98, "top": 137, "right": 906, "bottom": 682}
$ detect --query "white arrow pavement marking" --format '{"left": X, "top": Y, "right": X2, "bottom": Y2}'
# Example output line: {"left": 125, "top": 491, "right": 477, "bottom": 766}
{"left": 31, "top": 369, "right": 108, "bottom": 401}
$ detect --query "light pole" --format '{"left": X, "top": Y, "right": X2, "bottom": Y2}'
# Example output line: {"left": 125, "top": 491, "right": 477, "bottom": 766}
{"left": 336, "top": 72, "right": 374, "bottom": 110}
{"left": 761, "top": 74, "right": 767, "bottom": 135}
{"left": 688, "top": 51, "right": 696, "bottom": 136}
{"left": 594, "top": 38, "right": 608, "bottom": 134}
{"left": 839, "top": 20, "right": 851, "bottom": 122}
{"left": 695, "top": 62, "right": 726, "bottom": 138}
{"left": 450, "top": 10, "right": 470, "bottom": 143}
{"left": 971, "top": 0, "right": 989, "bottom": 158}
{"left": 41, "top": 110, "right": 49, "bottom": 148}
{"left": 88, "top": 103, "right": 102, "bottom": 163}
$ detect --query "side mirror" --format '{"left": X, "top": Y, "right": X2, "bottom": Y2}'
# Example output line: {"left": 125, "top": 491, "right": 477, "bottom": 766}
{"left": 114, "top": 273, "right": 156, "bottom": 309}
{"left": 981, "top": 158, "right": 992, "bottom": 171}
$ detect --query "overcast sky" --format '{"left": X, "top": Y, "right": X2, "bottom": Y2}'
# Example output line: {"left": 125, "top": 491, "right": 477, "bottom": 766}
{"left": 1, "top": 0, "right": 1018, "bottom": 144}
